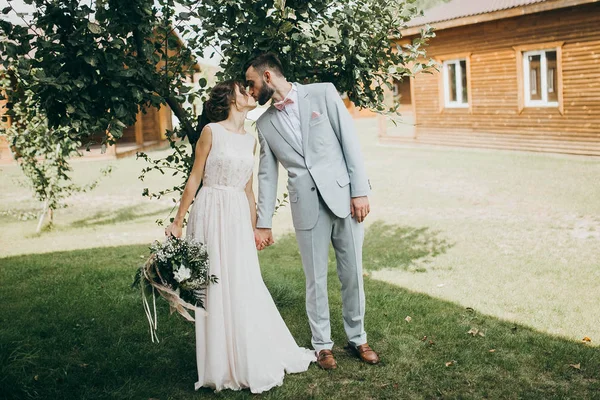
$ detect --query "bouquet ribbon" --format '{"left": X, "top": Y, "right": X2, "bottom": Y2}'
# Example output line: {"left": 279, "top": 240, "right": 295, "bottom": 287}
{"left": 141, "top": 255, "right": 208, "bottom": 343}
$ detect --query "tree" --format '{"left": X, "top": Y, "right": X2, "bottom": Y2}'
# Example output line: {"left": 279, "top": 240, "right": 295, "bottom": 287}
{"left": 1, "top": 0, "right": 434, "bottom": 209}
{"left": 0, "top": 81, "right": 112, "bottom": 232}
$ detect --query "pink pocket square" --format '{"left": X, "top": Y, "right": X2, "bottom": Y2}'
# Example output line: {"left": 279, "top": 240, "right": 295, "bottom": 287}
{"left": 311, "top": 111, "right": 321, "bottom": 119}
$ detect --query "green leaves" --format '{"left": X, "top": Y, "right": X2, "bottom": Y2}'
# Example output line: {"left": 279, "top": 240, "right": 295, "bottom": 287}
{"left": 4, "top": 42, "right": 18, "bottom": 58}
{"left": 87, "top": 22, "right": 102, "bottom": 34}
{"left": 1, "top": 0, "right": 434, "bottom": 215}
{"left": 178, "top": 12, "right": 192, "bottom": 20}
{"left": 0, "top": 0, "right": 190, "bottom": 146}
{"left": 0, "top": 84, "right": 112, "bottom": 218}
{"left": 83, "top": 56, "right": 98, "bottom": 67}
{"left": 190, "top": 0, "right": 433, "bottom": 114}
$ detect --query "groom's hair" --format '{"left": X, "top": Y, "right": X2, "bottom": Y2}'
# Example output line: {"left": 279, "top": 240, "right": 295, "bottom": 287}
{"left": 244, "top": 52, "right": 285, "bottom": 77}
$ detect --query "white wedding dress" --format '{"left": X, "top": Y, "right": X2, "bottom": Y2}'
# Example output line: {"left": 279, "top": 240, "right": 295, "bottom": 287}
{"left": 186, "top": 122, "right": 315, "bottom": 394}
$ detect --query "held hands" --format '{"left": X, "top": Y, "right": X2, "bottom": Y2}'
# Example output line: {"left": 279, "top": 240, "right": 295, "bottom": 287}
{"left": 254, "top": 228, "right": 274, "bottom": 251}
{"left": 351, "top": 196, "right": 370, "bottom": 223}
{"left": 165, "top": 220, "right": 183, "bottom": 238}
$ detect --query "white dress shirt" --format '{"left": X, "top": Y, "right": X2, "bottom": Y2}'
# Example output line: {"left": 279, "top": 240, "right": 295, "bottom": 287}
{"left": 276, "top": 83, "right": 303, "bottom": 152}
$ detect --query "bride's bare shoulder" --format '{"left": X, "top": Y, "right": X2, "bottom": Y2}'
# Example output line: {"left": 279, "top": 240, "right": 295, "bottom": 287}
{"left": 195, "top": 125, "right": 214, "bottom": 151}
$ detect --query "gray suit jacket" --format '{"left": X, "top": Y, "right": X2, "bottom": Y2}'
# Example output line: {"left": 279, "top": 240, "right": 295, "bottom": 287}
{"left": 256, "top": 82, "right": 370, "bottom": 231}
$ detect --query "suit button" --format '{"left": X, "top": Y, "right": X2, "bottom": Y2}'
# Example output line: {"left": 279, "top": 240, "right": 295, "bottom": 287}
{"left": 311, "top": 187, "right": 316, "bottom": 191}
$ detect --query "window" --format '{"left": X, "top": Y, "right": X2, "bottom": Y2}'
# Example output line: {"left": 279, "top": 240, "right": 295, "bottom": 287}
{"left": 392, "top": 78, "right": 412, "bottom": 106}
{"left": 523, "top": 49, "right": 558, "bottom": 106}
{"left": 443, "top": 59, "right": 469, "bottom": 108}
{"left": 514, "top": 41, "right": 563, "bottom": 113}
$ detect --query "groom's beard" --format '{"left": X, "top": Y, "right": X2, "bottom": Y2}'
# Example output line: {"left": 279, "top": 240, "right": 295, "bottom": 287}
{"left": 257, "top": 84, "right": 275, "bottom": 106}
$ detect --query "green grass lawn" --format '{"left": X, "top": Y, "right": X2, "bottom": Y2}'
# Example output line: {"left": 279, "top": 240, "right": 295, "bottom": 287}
{"left": 1, "top": 232, "right": 599, "bottom": 400}
{"left": 363, "top": 139, "right": 600, "bottom": 345}
{"left": 2, "top": 117, "right": 600, "bottom": 398}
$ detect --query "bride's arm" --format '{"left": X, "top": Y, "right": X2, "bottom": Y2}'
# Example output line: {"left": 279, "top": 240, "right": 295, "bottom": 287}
{"left": 245, "top": 141, "right": 258, "bottom": 230}
{"left": 165, "top": 126, "right": 213, "bottom": 238}
{"left": 245, "top": 173, "right": 258, "bottom": 230}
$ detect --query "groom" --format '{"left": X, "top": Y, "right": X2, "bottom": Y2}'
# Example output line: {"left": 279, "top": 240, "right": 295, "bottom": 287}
{"left": 245, "top": 53, "right": 379, "bottom": 369}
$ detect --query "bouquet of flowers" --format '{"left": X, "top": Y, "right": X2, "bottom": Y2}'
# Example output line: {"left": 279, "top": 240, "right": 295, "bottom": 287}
{"left": 132, "top": 236, "right": 218, "bottom": 342}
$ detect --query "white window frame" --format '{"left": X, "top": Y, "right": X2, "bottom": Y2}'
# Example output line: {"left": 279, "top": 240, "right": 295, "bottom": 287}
{"left": 442, "top": 59, "right": 469, "bottom": 108}
{"left": 523, "top": 49, "right": 559, "bottom": 107}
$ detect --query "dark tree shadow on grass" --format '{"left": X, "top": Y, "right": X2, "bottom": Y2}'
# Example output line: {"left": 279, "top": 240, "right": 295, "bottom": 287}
{"left": 0, "top": 229, "right": 598, "bottom": 400}
{"left": 69, "top": 205, "right": 172, "bottom": 228}
{"left": 264, "top": 221, "right": 452, "bottom": 309}
{"left": 362, "top": 221, "right": 452, "bottom": 272}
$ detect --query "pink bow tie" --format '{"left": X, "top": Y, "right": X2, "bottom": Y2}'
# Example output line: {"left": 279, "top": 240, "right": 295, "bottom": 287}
{"left": 274, "top": 97, "right": 294, "bottom": 111}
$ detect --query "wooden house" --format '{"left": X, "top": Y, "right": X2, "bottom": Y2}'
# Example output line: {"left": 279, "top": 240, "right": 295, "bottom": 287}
{"left": 382, "top": 0, "right": 600, "bottom": 156}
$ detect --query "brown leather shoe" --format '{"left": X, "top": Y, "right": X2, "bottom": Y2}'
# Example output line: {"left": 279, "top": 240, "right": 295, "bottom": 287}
{"left": 347, "top": 342, "right": 380, "bottom": 364}
{"left": 317, "top": 349, "right": 337, "bottom": 370}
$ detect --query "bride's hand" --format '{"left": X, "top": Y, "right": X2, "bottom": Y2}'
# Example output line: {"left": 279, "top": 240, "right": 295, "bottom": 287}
{"left": 165, "top": 221, "right": 183, "bottom": 238}
{"left": 254, "top": 228, "right": 274, "bottom": 251}
{"left": 254, "top": 229, "right": 269, "bottom": 250}
{"left": 254, "top": 230, "right": 265, "bottom": 250}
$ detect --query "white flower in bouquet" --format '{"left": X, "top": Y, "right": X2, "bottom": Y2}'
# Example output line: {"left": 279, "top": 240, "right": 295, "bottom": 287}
{"left": 173, "top": 264, "right": 192, "bottom": 283}
{"left": 133, "top": 236, "right": 218, "bottom": 343}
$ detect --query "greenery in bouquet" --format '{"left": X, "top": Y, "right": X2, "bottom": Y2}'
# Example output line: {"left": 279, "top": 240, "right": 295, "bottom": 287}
{"left": 132, "top": 236, "right": 217, "bottom": 342}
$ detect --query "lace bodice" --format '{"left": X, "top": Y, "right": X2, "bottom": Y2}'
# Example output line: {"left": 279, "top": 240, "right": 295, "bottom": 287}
{"left": 202, "top": 123, "right": 255, "bottom": 190}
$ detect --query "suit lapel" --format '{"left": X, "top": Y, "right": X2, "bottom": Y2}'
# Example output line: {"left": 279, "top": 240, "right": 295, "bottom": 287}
{"left": 296, "top": 83, "right": 311, "bottom": 156}
{"left": 266, "top": 106, "right": 304, "bottom": 157}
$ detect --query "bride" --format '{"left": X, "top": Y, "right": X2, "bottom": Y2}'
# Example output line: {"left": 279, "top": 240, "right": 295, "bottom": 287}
{"left": 165, "top": 80, "right": 315, "bottom": 393}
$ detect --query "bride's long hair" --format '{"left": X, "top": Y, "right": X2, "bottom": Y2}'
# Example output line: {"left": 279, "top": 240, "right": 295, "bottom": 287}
{"left": 192, "top": 80, "right": 247, "bottom": 147}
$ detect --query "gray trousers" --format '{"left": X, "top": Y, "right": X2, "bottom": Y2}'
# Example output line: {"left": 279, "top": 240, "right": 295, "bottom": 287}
{"left": 295, "top": 197, "right": 367, "bottom": 352}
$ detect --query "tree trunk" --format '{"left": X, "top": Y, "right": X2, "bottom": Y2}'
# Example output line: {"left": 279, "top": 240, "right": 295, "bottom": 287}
{"left": 36, "top": 198, "right": 49, "bottom": 233}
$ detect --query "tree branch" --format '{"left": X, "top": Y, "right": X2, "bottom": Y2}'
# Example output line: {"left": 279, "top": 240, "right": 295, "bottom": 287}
{"left": 164, "top": 95, "right": 194, "bottom": 141}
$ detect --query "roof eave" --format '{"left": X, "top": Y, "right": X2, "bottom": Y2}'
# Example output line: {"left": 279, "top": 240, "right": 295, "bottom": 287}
{"left": 399, "top": 0, "right": 600, "bottom": 38}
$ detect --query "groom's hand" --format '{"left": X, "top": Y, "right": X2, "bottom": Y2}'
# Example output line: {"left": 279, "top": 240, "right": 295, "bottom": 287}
{"left": 351, "top": 196, "right": 370, "bottom": 223}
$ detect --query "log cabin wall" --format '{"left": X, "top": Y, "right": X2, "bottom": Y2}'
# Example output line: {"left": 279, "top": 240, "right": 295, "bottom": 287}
{"left": 0, "top": 136, "right": 8, "bottom": 157}
{"left": 404, "top": 3, "right": 600, "bottom": 155}
{"left": 117, "top": 105, "right": 172, "bottom": 144}
{"left": 0, "top": 98, "right": 11, "bottom": 162}
{"left": 120, "top": 124, "right": 137, "bottom": 143}
{"left": 141, "top": 108, "right": 159, "bottom": 142}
